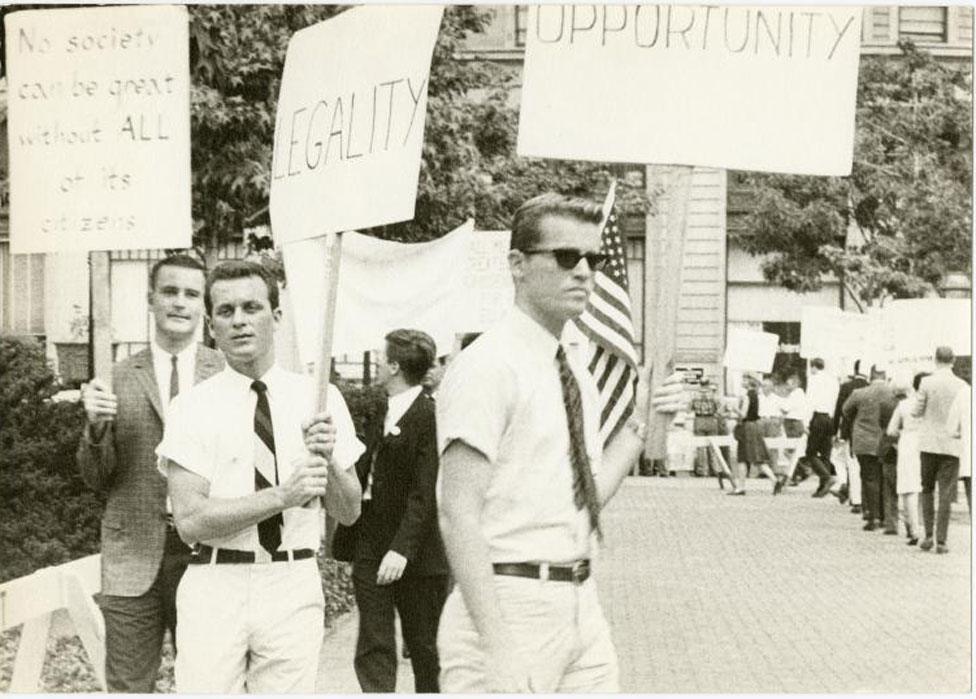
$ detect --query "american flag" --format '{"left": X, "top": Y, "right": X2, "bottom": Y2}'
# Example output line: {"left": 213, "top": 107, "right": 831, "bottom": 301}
{"left": 576, "top": 183, "right": 640, "bottom": 445}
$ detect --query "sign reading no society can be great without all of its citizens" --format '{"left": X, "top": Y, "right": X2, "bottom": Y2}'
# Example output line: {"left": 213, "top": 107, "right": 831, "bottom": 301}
{"left": 6, "top": 5, "right": 191, "bottom": 254}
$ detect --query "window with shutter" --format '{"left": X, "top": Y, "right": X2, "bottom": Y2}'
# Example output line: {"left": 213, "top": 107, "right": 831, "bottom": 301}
{"left": 899, "top": 6, "right": 948, "bottom": 43}
{"left": 0, "top": 242, "right": 46, "bottom": 336}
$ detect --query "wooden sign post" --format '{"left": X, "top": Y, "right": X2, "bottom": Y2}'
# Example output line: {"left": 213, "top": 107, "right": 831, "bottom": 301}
{"left": 89, "top": 252, "right": 114, "bottom": 382}
{"left": 643, "top": 165, "right": 692, "bottom": 462}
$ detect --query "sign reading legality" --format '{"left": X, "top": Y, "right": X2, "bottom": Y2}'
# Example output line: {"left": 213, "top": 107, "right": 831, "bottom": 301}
{"left": 270, "top": 6, "right": 443, "bottom": 246}
{"left": 6, "top": 6, "right": 191, "bottom": 254}
{"left": 518, "top": 5, "right": 862, "bottom": 176}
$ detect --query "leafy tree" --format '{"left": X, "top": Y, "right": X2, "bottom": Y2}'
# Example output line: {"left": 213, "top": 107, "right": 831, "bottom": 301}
{"left": 0, "top": 336, "right": 100, "bottom": 582}
{"left": 731, "top": 42, "right": 972, "bottom": 310}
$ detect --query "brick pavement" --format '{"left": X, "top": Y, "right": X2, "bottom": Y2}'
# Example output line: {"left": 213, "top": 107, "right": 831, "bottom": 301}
{"left": 599, "top": 476, "right": 971, "bottom": 693}
{"left": 317, "top": 475, "right": 971, "bottom": 693}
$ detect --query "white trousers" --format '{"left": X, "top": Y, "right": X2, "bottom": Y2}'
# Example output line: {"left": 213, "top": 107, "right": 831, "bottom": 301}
{"left": 438, "top": 574, "right": 619, "bottom": 693}
{"left": 175, "top": 558, "right": 324, "bottom": 693}
{"left": 833, "top": 440, "right": 862, "bottom": 505}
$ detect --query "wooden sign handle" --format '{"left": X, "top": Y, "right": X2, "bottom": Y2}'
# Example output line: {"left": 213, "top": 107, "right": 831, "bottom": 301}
{"left": 89, "top": 251, "right": 113, "bottom": 383}
{"left": 643, "top": 165, "right": 692, "bottom": 461}
{"left": 314, "top": 232, "right": 344, "bottom": 413}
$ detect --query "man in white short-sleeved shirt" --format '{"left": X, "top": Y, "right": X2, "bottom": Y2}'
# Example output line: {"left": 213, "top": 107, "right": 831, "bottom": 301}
{"left": 156, "top": 260, "right": 364, "bottom": 693}
{"left": 436, "top": 193, "right": 687, "bottom": 693}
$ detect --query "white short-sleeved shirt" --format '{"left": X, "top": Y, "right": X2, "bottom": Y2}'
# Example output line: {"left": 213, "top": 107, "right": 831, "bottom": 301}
{"left": 156, "top": 364, "right": 364, "bottom": 551}
{"left": 436, "top": 308, "right": 601, "bottom": 563}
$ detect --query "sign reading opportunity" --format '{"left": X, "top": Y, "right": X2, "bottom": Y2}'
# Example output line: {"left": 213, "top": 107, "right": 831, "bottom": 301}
{"left": 270, "top": 5, "right": 444, "bottom": 246}
{"left": 518, "top": 5, "right": 863, "bottom": 176}
{"left": 6, "top": 5, "right": 191, "bottom": 254}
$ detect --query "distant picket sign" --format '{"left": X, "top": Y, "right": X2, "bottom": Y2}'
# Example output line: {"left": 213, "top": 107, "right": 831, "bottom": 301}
{"left": 6, "top": 5, "right": 191, "bottom": 254}
{"left": 723, "top": 326, "right": 780, "bottom": 372}
{"left": 801, "top": 300, "right": 971, "bottom": 376}
{"left": 517, "top": 5, "right": 862, "bottom": 176}
{"left": 270, "top": 6, "right": 444, "bottom": 246}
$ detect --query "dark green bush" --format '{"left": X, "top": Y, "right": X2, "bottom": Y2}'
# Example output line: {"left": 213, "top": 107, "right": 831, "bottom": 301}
{"left": 0, "top": 336, "right": 103, "bottom": 583}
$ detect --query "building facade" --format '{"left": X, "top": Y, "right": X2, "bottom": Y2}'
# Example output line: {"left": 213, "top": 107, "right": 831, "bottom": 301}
{"left": 460, "top": 5, "right": 973, "bottom": 385}
{"left": 1, "top": 6, "right": 971, "bottom": 385}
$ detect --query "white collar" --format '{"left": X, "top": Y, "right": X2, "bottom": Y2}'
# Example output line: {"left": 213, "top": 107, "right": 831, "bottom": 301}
{"left": 224, "top": 363, "right": 286, "bottom": 395}
{"left": 385, "top": 385, "right": 423, "bottom": 433}
{"left": 509, "top": 306, "right": 562, "bottom": 361}
{"left": 151, "top": 340, "right": 196, "bottom": 366}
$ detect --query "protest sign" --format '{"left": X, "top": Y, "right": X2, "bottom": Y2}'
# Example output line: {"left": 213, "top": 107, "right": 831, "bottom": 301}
{"left": 282, "top": 221, "right": 516, "bottom": 367}
{"left": 6, "top": 6, "right": 191, "bottom": 254}
{"left": 800, "top": 305, "right": 881, "bottom": 374}
{"left": 518, "top": 5, "right": 862, "bottom": 175}
{"left": 723, "top": 326, "right": 779, "bottom": 372}
{"left": 270, "top": 5, "right": 444, "bottom": 245}
{"left": 880, "top": 298, "right": 971, "bottom": 375}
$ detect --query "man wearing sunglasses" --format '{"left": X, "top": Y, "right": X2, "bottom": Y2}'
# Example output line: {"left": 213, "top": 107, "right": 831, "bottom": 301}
{"left": 436, "top": 192, "right": 687, "bottom": 693}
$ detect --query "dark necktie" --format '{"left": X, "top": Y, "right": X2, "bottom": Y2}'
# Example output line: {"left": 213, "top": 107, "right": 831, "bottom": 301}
{"left": 169, "top": 354, "right": 179, "bottom": 402}
{"left": 555, "top": 346, "right": 602, "bottom": 539}
{"left": 252, "top": 380, "right": 283, "bottom": 554}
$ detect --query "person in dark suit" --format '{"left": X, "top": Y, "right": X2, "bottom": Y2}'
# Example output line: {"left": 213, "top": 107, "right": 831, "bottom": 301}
{"left": 78, "top": 255, "right": 224, "bottom": 692}
{"left": 333, "top": 328, "right": 449, "bottom": 693}
{"left": 842, "top": 366, "right": 896, "bottom": 532}
{"left": 834, "top": 360, "right": 869, "bottom": 513}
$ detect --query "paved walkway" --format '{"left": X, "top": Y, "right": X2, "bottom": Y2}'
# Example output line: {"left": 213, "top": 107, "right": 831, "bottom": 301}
{"left": 317, "top": 475, "right": 971, "bottom": 693}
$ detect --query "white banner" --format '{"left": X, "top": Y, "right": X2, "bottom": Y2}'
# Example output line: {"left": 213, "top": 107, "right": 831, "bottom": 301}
{"left": 6, "top": 5, "right": 191, "bottom": 254}
{"left": 270, "top": 6, "right": 443, "bottom": 246}
{"left": 723, "top": 326, "right": 779, "bottom": 372}
{"left": 282, "top": 223, "right": 514, "bottom": 367}
{"left": 518, "top": 5, "right": 861, "bottom": 175}
{"left": 801, "top": 300, "right": 971, "bottom": 377}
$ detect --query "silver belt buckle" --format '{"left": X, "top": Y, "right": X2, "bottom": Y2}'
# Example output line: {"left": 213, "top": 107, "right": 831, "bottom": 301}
{"left": 571, "top": 560, "right": 586, "bottom": 584}
{"left": 253, "top": 549, "right": 273, "bottom": 564}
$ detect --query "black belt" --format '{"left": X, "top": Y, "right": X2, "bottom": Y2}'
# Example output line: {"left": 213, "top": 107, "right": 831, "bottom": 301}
{"left": 190, "top": 544, "right": 315, "bottom": 565}
{"left": 492, "top": 560, "right": 590, "bottom": 584}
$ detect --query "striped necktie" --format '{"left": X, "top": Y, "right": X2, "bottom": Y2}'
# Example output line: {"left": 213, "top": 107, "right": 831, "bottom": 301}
{"left": 169, "top": 354, "right": 179, "bottom": 402}
{"left": 252, "top": 380, "right": 283, "bottom": 554}
{"left": 555, "top": 345, "right": 602, "bottom": 539}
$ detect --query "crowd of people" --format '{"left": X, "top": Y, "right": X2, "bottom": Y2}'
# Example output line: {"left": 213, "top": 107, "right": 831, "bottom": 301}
{"left": 72, "top": 187, "right": 970, "bottom": 694}
{"left": 77, "top": 193, "right": 688, "bottom": 694}
{"left": 678, "top": 352, "right": 971, "bottom": 555}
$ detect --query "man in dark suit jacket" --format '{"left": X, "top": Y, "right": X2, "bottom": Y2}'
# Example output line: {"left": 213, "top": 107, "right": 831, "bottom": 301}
{"left": 842, "top": 367, "right": 896, "bottom": 532}
{"left": 334, "top": 328, "right": 449, "bottom": 693}
{"left": 78, "top": 255, "right": 223, "bottom": 692}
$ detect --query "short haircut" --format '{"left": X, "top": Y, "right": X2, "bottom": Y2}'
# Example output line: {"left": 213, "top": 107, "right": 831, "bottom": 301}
{"left": 385, "top": 329, "right": 435, "bottom": 385}
{"left": 913, "top": 372, "right": 930, "bottom": 392}
{"left": 935, "top": 346, "right": 955, "bottom": 364}
{"left": 811, "top": 358, "right": 825, "bottom": 370}
{"left": 510, "top": 193, "right": 603, "bottom": 251}
{"left": 149, "top": 254, "right": 206, "bottom": 291}
{"left": 205, "top": 260, "right": 279, "bottom": 316}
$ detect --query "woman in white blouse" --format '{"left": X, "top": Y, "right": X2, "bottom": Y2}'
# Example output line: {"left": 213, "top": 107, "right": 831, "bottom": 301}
{"left": 885, "top": 374, "right": 925, "bottom": 544}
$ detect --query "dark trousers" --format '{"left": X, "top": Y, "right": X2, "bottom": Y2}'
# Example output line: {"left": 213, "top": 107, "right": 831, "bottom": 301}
{"left": 857, "top": 454, "right": 882, "bottom": 523}
{"left": 352, "top": 559, "right": 449, "bottom": 693}
{"left": 804, "top": 413, "right": 834, "bottom": 480}
{"left": 920, "top": 452, "right": 961, "bottom": 544}
{"left": 97, "top": 528, "right": 191, "bottom": 693}
{"left": 881, "top": 459, "right": 898, "bottom": 530}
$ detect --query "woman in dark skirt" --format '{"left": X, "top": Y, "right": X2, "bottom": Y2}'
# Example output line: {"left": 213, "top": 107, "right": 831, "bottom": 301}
{"left": 731, "top": 375, "right": 782, "bottom": 495}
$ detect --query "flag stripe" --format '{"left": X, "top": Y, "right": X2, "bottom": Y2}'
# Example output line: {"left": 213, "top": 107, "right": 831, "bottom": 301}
{"left": 586, "top": 291, "right": 637, "bottom": 344}
{"left": 581, "top": 184, "right": 638, "bottom": 447}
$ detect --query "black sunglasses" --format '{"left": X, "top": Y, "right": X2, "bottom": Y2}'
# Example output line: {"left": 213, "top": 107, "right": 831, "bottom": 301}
{"left": 521, "top": 248, "right": 608, "bottom": 271}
